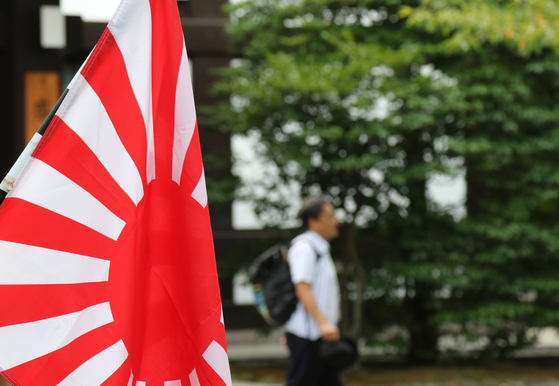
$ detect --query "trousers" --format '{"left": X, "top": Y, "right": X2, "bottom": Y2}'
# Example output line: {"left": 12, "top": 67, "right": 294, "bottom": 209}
{"left": 285, "top": 332, "right": 342, "bottom": 386}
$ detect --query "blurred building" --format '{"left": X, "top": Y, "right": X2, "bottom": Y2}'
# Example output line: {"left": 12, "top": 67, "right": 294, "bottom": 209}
{"left": 0, "top": 0, "right": 266, "bottom": 330}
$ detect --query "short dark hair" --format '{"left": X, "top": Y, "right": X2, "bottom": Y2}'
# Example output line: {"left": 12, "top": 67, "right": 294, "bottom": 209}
{"left": 298, "top": 196, "right": 329, "bottom": 229}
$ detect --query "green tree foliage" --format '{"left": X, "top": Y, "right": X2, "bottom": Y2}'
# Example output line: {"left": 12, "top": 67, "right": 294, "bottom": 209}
{"left": 404, "top": 0, "right": 559, "bottom": 360}
{"left": 209, "top": 0, "right": 559, "bottom": 362}
{"left": 404, "top": 0, "right": 559, "bottom": 55}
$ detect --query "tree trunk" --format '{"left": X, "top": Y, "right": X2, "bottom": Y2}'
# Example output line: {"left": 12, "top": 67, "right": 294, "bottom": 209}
{"left": 340, "top": 249, "right": 351, "bottom": 335}
{"left": 405, "top": 281, "right": 438, "bottom": 363}
{"left": 402, "top": 129, "right": 440, "bottom": 363}
{"left": 343, "top": 221, "right": 365, "bottom": 340}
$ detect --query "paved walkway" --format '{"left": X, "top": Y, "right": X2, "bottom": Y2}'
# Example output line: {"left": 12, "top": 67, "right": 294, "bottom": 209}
{"left": 226, "top": 329, "right": 288, "bottom": 363}
{"left": 225, "top": 328, "right": 559, "bottom": 386}
{"left": 225, "top": 327, "right": 559, "bottom": 363}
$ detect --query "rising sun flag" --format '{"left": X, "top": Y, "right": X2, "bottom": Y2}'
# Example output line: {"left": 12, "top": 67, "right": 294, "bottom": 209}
{"left": 0, "top": 0, "right": 231, "bottom": 385}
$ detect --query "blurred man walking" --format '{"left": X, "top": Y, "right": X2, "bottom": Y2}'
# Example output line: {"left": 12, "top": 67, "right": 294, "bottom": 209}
{"left": 284, "top": 197, "right": 342, "bottom": 386}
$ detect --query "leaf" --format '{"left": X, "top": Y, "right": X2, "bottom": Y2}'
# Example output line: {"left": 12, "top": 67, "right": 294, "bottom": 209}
{"left": 505, "top": 29, "right": 514, "bottom": 40}
{"left": 398, "top": 5, "right": 414, "bottom": 19}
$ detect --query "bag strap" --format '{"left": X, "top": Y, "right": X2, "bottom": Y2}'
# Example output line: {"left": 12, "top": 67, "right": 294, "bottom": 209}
{"left": 290, "top": 238, "right": 325, "bottom": 261}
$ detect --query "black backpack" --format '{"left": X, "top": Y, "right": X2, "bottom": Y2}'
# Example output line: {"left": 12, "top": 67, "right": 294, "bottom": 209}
{"left": 249, "top": 241, "right": 322, "bottom": 326}
{"left": 249, "top": 244, "right": 295, "bottom": 326}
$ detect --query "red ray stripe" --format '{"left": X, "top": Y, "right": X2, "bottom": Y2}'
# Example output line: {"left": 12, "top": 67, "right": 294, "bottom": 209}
{"left": 179, "top": 122, "right": 204, "bottom": 194}
{"left": 150, "top": 0, "right": 183, "bottom": 180}
{"left": 80, "top": 29, "right": 148, "bottom": 188}
{"left": 0, "top": 282, "right": 108, "bottom": 328}
{"left": 0, "top": 198, "right": 117, "bottom": 258}
{"left": 6, "top": 326, "right": 122, "bottom": 386}
{"left": 35, "top": 117, "right": 135, "bottom": 224}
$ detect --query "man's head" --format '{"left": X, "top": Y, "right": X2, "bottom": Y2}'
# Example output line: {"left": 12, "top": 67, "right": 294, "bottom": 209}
{"left": 298, "top": 197, "right": 339, "bottom": 241}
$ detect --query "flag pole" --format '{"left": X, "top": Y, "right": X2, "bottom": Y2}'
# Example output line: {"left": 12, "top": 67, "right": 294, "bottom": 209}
{"left": 0, "top": 48, "right": 93, "bottom": 204}
{"left": 0, "top": 88, "right": 69, "bottom": 197}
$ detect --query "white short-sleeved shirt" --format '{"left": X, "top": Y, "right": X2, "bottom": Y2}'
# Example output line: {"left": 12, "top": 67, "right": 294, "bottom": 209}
{"left": 283, "top": 231, "right": 341, "bottom": 340}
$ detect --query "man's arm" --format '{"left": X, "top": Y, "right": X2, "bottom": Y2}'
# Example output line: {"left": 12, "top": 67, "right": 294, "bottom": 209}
{"left": 295, "top": 282, "right": 340, "bottom": 341}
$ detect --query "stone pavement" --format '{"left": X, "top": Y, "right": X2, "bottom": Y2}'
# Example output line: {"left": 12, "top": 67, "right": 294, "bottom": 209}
{"left": 225, "top": 327, "right": 559, "bottom": 363}
{"left": 226, "top": 329, "right": 288, "bottom": 363}
{"left": 225, "top": 328, "right": 559, "bottom": 386}
{"left": 227, "top": 330, "right": 285, "bottom": 385}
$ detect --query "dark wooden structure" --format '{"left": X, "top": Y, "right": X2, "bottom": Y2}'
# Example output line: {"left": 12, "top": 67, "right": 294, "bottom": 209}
{"left": 0, "top": 0, "right": 266, "bottom": 329}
